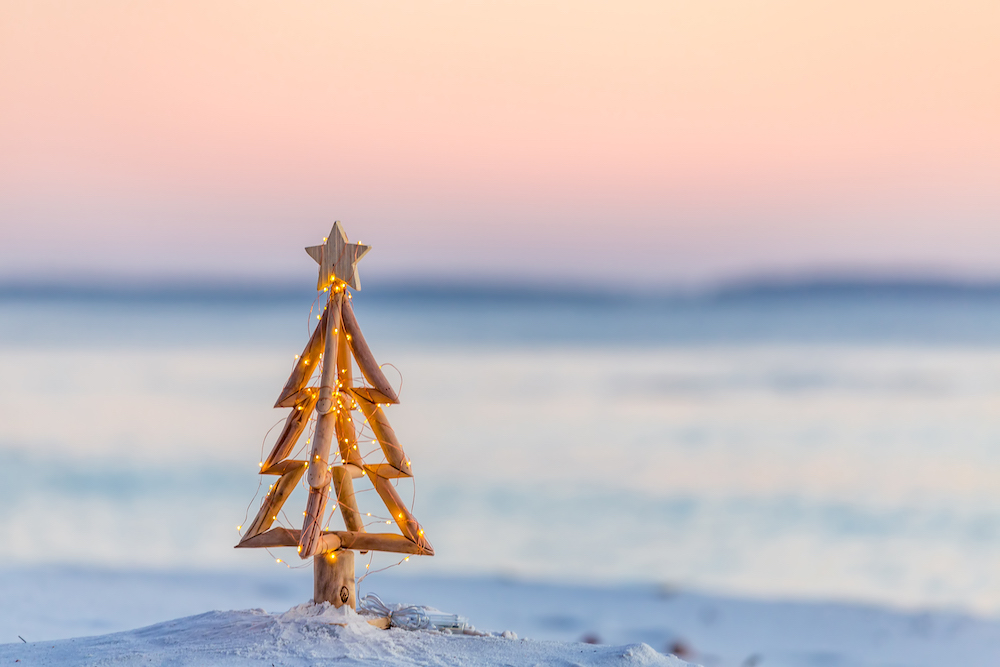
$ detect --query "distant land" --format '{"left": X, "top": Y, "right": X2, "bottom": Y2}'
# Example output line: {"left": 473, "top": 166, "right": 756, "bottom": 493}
{"left": 4, "top": 276, "right": 1000, "bottom": 304}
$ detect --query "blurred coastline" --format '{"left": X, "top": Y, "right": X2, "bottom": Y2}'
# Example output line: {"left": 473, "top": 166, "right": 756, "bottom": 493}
{"left": 3, "top": 277, "right": 1000, "bottom": 615}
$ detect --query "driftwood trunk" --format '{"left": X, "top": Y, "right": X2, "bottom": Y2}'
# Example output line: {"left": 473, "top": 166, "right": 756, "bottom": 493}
{"left": 314, "top": 549, "right": 356, "bottom": 609}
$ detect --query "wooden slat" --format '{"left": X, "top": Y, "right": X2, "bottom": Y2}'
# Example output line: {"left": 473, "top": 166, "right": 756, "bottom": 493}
{"left": 342, "top": 298, "right": 399, "bottom": 404}
{"left": 275, "top": 307, "right": 329, "bottom": 408}
{"left": 364, "top": 463, "right": 412, "bottom": 480}
{"left": 371, "top": 475, "right": 432, "bottom": 553}
{"left": 352, "top": 391, "right": 411, "bottom": 476}
{"left": 261, "top": 390, "right": 318, "bottom": 472}
{"left": 242, "top": 464, "right": 307, "bottom": 540}
{"left": 332, "top": 466, "right": 365, "bottom": 532}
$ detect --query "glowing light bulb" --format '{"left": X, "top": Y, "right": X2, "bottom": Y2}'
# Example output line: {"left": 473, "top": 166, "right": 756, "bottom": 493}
{"left": 404, "top": 557, "right": 410, "bottom": 561}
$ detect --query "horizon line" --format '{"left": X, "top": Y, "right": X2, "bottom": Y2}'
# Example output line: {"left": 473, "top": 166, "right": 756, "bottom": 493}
{"left": 5, "top": 274, "right": 1000, "bottom": 304}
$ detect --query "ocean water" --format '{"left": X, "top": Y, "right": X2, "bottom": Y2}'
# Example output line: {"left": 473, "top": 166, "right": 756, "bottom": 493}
{"left": 4, "top": 287, "right": 1000, "bottom": 613}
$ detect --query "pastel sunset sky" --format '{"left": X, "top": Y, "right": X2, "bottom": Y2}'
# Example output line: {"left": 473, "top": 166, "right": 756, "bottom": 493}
{"left": 1, "top": 1, "right": 997, "bottom": 286}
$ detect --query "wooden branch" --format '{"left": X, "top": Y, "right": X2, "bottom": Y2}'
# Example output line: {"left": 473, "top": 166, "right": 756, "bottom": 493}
{"left": 236, "top": 527, "right": 340, "bottom": 552}
{"left": 275, "top": 307, "right": 329, "bottom": 408}
{"left": 371, "top": 475, "right": 432, "bottom": 553}
{"left": 342, "top": 298, "right": 399, "bottom": 404}
{"left": 352, "top": 391, "right": 411, "bottom": 476}
{"left": 308, "top": 291, "right": 343, "bottom": 489}
{"left": 335, "top": 404, "right": 364, "bottom": 468}
{"left": 350, "top": 386, "right": 399, "bottom": 406}
{"left": 260, "top": 459, "right": 308, "bottom": 476}
{"left": 338, "top": 390, "right": 358, "bottom": 411}
{"left": 336, "top": 530, "right": 433, "bottom": 555}
{"left": 317, "top": 532, "right": 343, "bottom": 553}
{"left": 308, "top": 412, "right": 335, "bottom": 489}
{"left": 367, "top": 617, "right": 391, "bottom": 630}
{"left": 337, "top": 322, "right": 352, "bottom": 389}
{"left": 315, "top": 291, "right": 344, "bottom": 416}
{"left": 299, "top": 484, "right": 330, "bottom": 558}
{"left": 332, "top": 466, "right": 365, "bottom": 533}
{"left": 364, "top": 463, "right": 412, "bottom": 480}
{"left": 261, "top": 390, "right": 318, "bottom": 472}
{"left": 242, "top": 464, "right": 306, "bottom": 540}
{"left": 236, "top": 526, "right": 300, "bottom": 548}
{"left": 235, "top": 528, "right": 432, "bottom": 556}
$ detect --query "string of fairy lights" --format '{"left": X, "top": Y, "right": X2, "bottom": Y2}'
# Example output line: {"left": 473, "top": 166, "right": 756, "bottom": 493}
{"left": 237, "top": 287, "right": 422, "bottom": 579}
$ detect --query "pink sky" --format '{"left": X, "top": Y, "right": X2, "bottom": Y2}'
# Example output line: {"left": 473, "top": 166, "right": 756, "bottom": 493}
{"left": 1, "top": 1, "right": 998, "bottom": 286}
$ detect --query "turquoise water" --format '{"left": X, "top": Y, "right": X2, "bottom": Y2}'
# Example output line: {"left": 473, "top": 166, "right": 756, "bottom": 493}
{"left": 4, "top": 289, "right": 1000, "bottom": 612}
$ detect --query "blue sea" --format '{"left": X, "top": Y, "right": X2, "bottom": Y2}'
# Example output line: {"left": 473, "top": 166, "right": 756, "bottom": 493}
{"left": 4, "top": 282, "right": 1000, "bottom": 613}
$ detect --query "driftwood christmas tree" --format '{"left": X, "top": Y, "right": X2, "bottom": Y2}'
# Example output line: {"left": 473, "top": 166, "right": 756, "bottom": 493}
{"left": 236, "top": 222, "right": 433, "bottom": 609}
